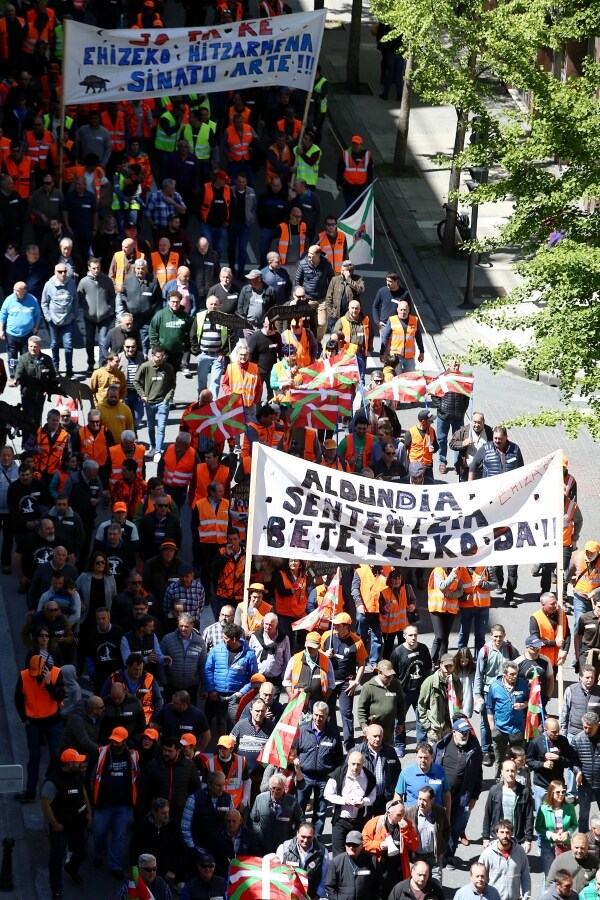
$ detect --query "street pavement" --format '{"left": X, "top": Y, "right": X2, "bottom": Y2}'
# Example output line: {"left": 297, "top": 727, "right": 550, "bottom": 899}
{"left": 1, "top": 4, "right": 598, "bottom": 898}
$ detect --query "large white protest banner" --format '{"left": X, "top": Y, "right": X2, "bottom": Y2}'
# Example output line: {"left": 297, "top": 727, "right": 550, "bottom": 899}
{"left": 62, "top": 11, "right": 326, "bottom": 105}
{"left": 250, "top": 446, "right": 563, "bottom": 567}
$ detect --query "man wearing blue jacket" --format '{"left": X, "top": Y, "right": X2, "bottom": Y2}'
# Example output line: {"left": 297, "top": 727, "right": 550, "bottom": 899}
{"left": 486, "top": 661, "right": 529, "bottom": 778}
{"left": 0, "top": 281, "right": 41, "bottom": 382}
{"left": 204, "top": 623, "right": 257, "bottom": 735}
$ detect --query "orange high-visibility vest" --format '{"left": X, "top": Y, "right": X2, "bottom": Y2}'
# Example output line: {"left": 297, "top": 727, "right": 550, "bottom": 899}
{"left": 0, "top": 16, "right": 24, "bottom": 59}
{"left": 20, "top": 666, "right": 61, "bottom": 719}
{"left": 78, "top": 424, "right": 111, "bottom": 467}
{"left": 408, "top": 425, "right": 435, "bottom": 466}
{"left": 200, "top": 181, "right": 231, "bottom": 224}
{"left": 49, "top": 140, "right": 76, "bottom": 184}
{"left": 277, "top": 117, "right": 301, "bottom": 139}
{"left": 101, "top": 110, "right": 126, "bottom": 151}
{"left": 215, "top": 547, "right": 246, "bottom": 602}
{"left": 92, "top": 744, "right": 139, "bottom": 805}
{"left": 3, "top": 155, "right": 33, "bottom": 199}
{"left": 460, "top": 567, "right": 491, "bottom": 609}
{"left": 227, "top": 103, "right": 250, "bottom": 124}
{"left": 225, "top": 362, "right": 260, "bottom": 407}
{"left": 317, "top": 230, "right": 346, "bottom": 274}
{"left": 564, "top": 495, "right": 577, "bottom": 547}
{"left": 340, "top": 315, "right": 370, "bottom": 353}
{"left": 24, "top": 129, "right": 53, "bottom": 170}
{"left": 380, "top": 585, "right": 410, "bottom": 633}
{"left": 275, "top": 569, "right": 307, "bottom": 618}
{"left": 162, "top": 444, "right": 196, "bottom": 490}
{"left": 532, "top": 609, "right": 567, "bottom": 668}
{"left": 197, "top": 497, "right": 229, "bottom": 544}
{"left": 356, "top": 564, "right": 388, "bottom": 614}
{"left": 389, "top": 315, "right": 418, "bottom": 358}
{"left": 277, "top": 221, "right": 306, "bottom": 264}
{"left": 428, "top": 568, "right": 461, "bottom": 615}
{"left": 111, "top": 249, "right": 145, "bottom": 292}
{"left": 290, "top": 649, "right": 329, "bottom": 695}
{"left": 23, "top": 7, "right": 55, "bottom": 54}
{"left": 265, "top": 142, "right": 292, "bottom": 184}
{"left": 571, "top": 550, "right": 600, "bottom": 597}
{"left": 281, "top": 329, "right": 311, "bottom": 368}
{"left": 71, "top": 165, "right": 105, "bottom": 203}
{"left": 191, "top": 462, "right": 230, "bottom": 508}
{"left": 151, "top": 251, "right": 179, "bottom": 289}
{"left": 343, "top": 433, "right": 374, "bottom": 469}
{"left": 225, "top": 124, "right": 252, "bottom": 161}
{"left": 108, "top": 444, "right": 145, "bottom": 487}
{"left": 110, "top": 669, "right": 156, "bottom": 724}
{"left": 245, "top": 598, "right": 273, "bottom": 633}
{"left": 33, "top": 428, "right": 69, "bottom": 478}
{"left": 206, "top": 754, "right": 245, "bottom": 807}
{"left": 342, "top": 148, "right": 370, "bottom": 185}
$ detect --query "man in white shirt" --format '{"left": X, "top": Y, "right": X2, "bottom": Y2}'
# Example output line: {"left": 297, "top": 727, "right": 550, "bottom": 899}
{"left": 275, "top": 820, "right": 329, "bottom": 899}
{"left": 324, "top": 751, "right": 376, "bottom": 856}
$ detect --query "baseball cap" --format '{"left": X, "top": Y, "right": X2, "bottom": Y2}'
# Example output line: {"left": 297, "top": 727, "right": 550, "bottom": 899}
{"left": 408, "top": 461, "right": 427, "bottom": 477}
{"left": 452, "top": 719, "right": 471, "bottom": 734}
{"left": 323, "top": 439, "right": 337, "bottom": 449}
{"left": 112, "top": 501, "right": 127, "bottom": 513}
{"left": 214, "top": 169, "right": 230, "bottom": 183}
{"left": 333, "top": 612, "right": 352, "bottom": 625}
{"left": 28, "top": 654, "right": 44, "bottom": 676}
{"left": 248, "top": 582, "right": 267, "bottom": 593}
{"left": 377, "top": 660, "right": 394, "bottom": 675}
{"left": 143, "top": 728, "right": 159, "bottom": 741}
{"left": 109, "top": 726, "right": 129, "bottom": 743}
{"left": 585, "top": 541, "right": 600, "bottom": 555}
{"left": 250, "top": 673, "right": 266, "bottom": 684}
{"left": 61, "top": 748, "right": 86, "bottom": 763}
{"left": 305, "top": 631, "right": 321, "bottom": 648}
{"left": 124, "top": 221, "right": 137, "bottom": 229}
{"left": 161, "top": 540, "right": 178, "bottom": 550}
{"left": 217, "top": 735, "right": 235, "bottom": 750}
{"left": 345, "top": 830, "right": 363, "bottom": 845}
{"left": 180, "top": 733, "right": 197, "bottom": 747}
{"left": 195, "top": 851, "right": 216, "bottom": 864}
{"left": 418, "top": 409, "right": 435, "bottom": 421}
{"left": 440, "top": 653, "right": 455, "bottom": 666}
{"left": 525, "top": 635, "right": 545, "bottom": 649}
{"left": 350, "top": 135, "right": 363, "bottom": 144}
{"left": 246, "top": 269, "right": 262, "bottom": 280}
{"left": 178, "top": 563, "right": 194, "bottom": 576}
{"left": 341, "top": 259, "right": 354, "bottom": 268}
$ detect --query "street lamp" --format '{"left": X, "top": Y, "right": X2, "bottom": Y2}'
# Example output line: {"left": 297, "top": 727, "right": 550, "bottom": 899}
{"left": 460, "top": 165, "right": 489, "bottom": 310}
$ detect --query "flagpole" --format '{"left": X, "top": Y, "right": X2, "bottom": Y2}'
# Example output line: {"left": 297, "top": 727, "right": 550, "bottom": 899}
{"left": 241, "top": 440, "right": 260, "bottom": 635}
{"left": 556, "top": 449, "right": 565, "bottom": 705}
{"left": 57, "top": 17, "right": 71, "bottom": 192}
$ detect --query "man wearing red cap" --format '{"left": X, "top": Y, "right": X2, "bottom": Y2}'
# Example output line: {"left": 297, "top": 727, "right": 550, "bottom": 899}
{"left": 89, "top": 725, "right": 140, "bottom": 879}
{"left": 320, "top": 612, "right": 367, "bottom": 752}
{"left": 336, "top": 135, "right": 373, "bottom": 211}
{"left": 41, "top": 747, "right": 91, "bottom": 897}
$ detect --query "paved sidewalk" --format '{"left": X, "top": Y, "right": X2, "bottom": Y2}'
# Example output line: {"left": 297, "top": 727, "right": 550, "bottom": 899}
{"left": 316, "top": 13, "right": 524, "bottom": 361}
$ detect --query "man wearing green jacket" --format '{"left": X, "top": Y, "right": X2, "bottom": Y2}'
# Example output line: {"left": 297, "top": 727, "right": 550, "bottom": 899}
{"left": 418, "top": 654, "right": 464, "bottom": 743}
{"left": 148, "top": 290, "right": 191, "bottom": 373}
{"left": 134, "top": 346, "right": 176, "bottom": 463}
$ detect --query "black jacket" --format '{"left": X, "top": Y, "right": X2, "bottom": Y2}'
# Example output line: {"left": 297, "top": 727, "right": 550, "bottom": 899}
{"left": 139, "top": 755, "right": 201, "bottom": 821}
{"left": 389, "top": 877, "right": 444, "bottom": 900}
{"left": 236, "top": 282, "right": 276, "bottom": 325}
{"left": 327, "top": 761, "right": 377, "bottom": 825}
{"left": 182, "top": 874, "right": 227, "bottom": 899}
{"left": 207, "top": 824, "right": 257, "bottom": 878}
{"left": 354, "top": 739, "right": 401, "bottom": 802}
{"left": 325, "top": 850, "right": 379, "bottom": 900}
{"left": 129, "top": 813, "right": 185, "bottom": 879}
{"left": 482, "top": 780, "right": 534, "bottom": 843}
{"left": 526, "top": 732, "right": 573, "bottom": 790}
{"left": 432, "top": 731, "right": 483, "bottom": 806}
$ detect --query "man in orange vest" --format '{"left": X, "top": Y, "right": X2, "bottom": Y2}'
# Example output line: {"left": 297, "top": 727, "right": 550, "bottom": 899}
{"left": 197, "top": 481, "right": 230, "bottom": 590}
{"left": 33, "top": 408, "right": 71, "bottom": 485}
{"left": 2, "top": 142, "right": 33, "bottom": 199}
{"left": 530, "top": 592, "right": 570, "bottom": 673}
{"left": 241, "top": 404, "right": 285, "bottom": 476}
{"left": 317, "top": 216, "right": 349, "bottom": 274}
{"left": 156, "top": 432, "right": 199, "bottom": 510}
{"left": 333, "top": 299, "right": 370, "bottom": 360}
{"left": 283, "top": 633, "right": 335, "bottom": 705}
{"left": 108, "top": 238, "right": 144, "bottom": 294}
{"left": 567, "top": 540, "right": 600, "bottom": 637}
{"left": 202, "top": 734, "right": 251, "bottom": 813}
{"left": 380, "top": 298, "right": 425, "bottom": 374}
{"left": 224, "top": 113, "right": 256, "bottom": 186}
{"left": 273, "top": 208, "right": 306, "bottom": 278}
{"left": 338, "top": 415, "right": 374, "bottom": 475}
{"left": 404, "top": 410, "right": 438, "bottom": 479}
{"left": 222, "top": 343, "right": 262, "bottom": 419}
{"left": 351, "top": 565, "right": 387, "bottom": 668}
{"left": 336, "top": 135, "right": 373, "bottom": 210}
{"left": 24, "top": 117, "right": 54, "bottom": 186}
{"left": 198, "top": 170, "right": 231, "bottom": 259}
{"left": 15, "top": 654, "right": 65, "bottom": 802}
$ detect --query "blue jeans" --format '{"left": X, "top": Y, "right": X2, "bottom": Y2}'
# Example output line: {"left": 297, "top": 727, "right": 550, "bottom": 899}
{"left": 199, "top": 223, "right": 227, "bottom": 259}
{"left": 126, "top": 388, "right": 145, "bottom": 429}
{"left": 573, "top": 593, "right": 591, "bottom": 643}
{"left": 259, "top": 227, "right": 276, "bottom": 264}
{"left": 448, "top": 801, "right": 470, "bottom": 855}
{"left": 48, "top": 320, "right": 74, "bottom": 373}
{"left": 145, "top": 400, "right": 170, "bottom": 452}
{"left": 458, "top": 606, "right": 489, "bottom": 656}
{"left": 85, "top": 319, "right": 110, "bottom": 369}
{"left": 93, "top": 806, "right": 132, "bottom": 871}
{"left": 228, "top": 222, "right": 250, "bottom": 276}
{"left": 532, "top": 782, "right": 547, "bottom": 816}
{"left": 25, "top": 718, "right": 64, "bottom": 795}
{"left": 436, "top": 415, "right": 464, "bottom": 466}
{"left": 397, "top": 355, "right": 416, "bottom": 374}
{"left": 382, "top": 52, "right": 405, "bottom": 99}
{"left": 6, "top": 331, "right": 33, "bottom": 378}
{"left": 480, "top": 703, "right": 492, "bottom": 753}
{"left": 356, "top": 610, "right": 382, "bottom": 666}
{"left": 328, "top": 682, "right": 356, "bottom": 750}
{"left": 396, "top": 686, "right": 426, "bottom": 751}
{"left": 297, "top": 777, "right": 328, "bottom": 836}
{"left": 577, "top": 784, "right": 600, "bottom": 832}
{"left": 197, "top": 352, "right": 226, "bottom": 397}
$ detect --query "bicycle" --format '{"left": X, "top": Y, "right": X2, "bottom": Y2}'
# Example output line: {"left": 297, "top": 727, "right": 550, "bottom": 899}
{"left": 436, "top": 202, "right": 472, "bottom": 251}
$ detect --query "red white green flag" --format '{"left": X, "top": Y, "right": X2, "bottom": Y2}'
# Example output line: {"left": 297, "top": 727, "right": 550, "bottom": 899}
{"left": 127, "top": 866, "right": 154, "bottom": 899}
{"left": 257, "top": 691, "right": 307, "bottom": 767}
{"left": 365, "top": 372, "right": 428, "bottom": 403}
{"left": 426, "top": 371, "right": 474, "bottom": 397}
{"left": 300, "top": 356, "right": 359, "bottom": 389}
{"left": 182, "top": 393, "right": 247, "bottom": 440}
{"left": 228, "top": 856, "right": 309, "bottom": 900}
{"left": 447, "top": 677, "right": 461, "bottom": 723}
{"left": 292, "top": 604, "right": 328, "bottom": 632}
{"left": 289, "top": 389, "right": 353, "bottom": 430}
{"left": 524, "top": 672, "right": 543, "bottom": 740}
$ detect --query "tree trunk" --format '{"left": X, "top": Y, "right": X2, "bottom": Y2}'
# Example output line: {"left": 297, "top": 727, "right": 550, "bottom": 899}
{"left": 347, "top": 0, "right": 362, "bottom": 92}
{"left": 393, "top": 54, "right": 413, "bottom": 172}
{"left": 441, "top": 106, "right": 470, "bottom": 256}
